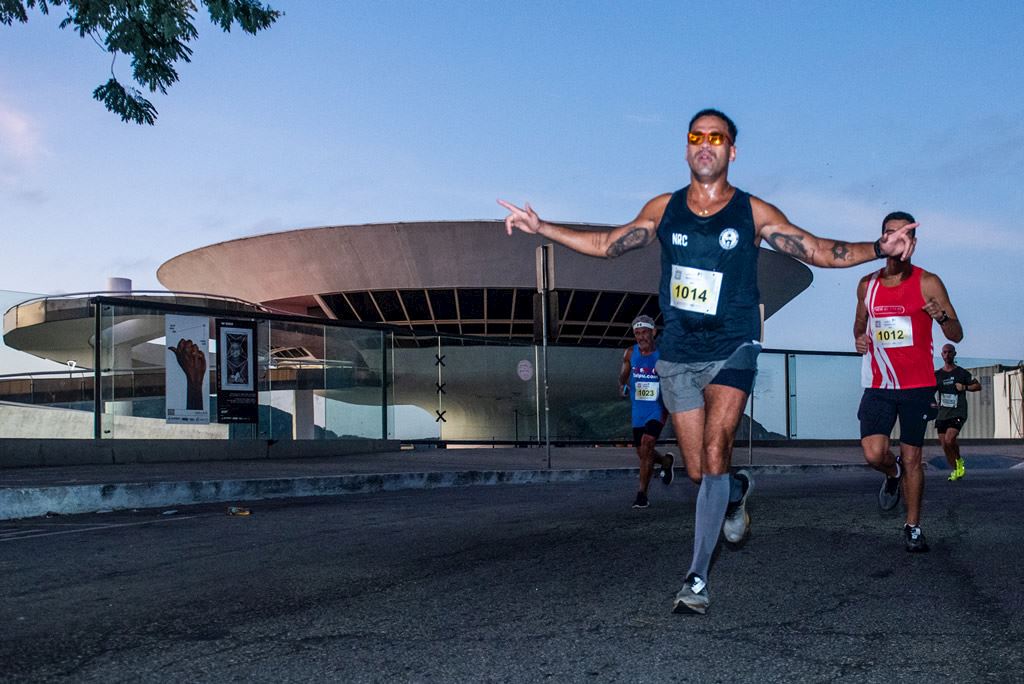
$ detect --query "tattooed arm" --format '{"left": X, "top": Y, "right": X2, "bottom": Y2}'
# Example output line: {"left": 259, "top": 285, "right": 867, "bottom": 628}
{"left": 497, "top": 194, "right": 670, "bottom": 258}
{"left": 750, "top": 196, "right": 916, "bottom": 267}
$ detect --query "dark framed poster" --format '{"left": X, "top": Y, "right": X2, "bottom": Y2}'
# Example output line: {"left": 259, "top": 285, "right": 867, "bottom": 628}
{"left": 216, "top": 319, "right": 258, "bottom": 424}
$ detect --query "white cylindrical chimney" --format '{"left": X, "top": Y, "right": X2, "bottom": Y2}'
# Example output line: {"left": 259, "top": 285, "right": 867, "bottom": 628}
{"left": 106, "top": 277, "right": 132, "bottom": 293}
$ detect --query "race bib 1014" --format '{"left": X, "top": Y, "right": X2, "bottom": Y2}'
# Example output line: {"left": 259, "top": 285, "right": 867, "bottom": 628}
{"left": 670, "top": 265, "right": 722, "bottom": 315}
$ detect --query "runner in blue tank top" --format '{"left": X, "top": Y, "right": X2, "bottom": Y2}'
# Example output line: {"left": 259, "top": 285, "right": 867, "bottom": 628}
{"left": 499, "top": 108, "right": 916, "bottom": 615}
{"left": 617, "top": 315, "right": 674, "bottom": 509}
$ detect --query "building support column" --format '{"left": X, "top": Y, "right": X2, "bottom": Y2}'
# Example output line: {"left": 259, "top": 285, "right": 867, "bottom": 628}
{"left": 293, "top": 389, "right": 315, "bottom": 440}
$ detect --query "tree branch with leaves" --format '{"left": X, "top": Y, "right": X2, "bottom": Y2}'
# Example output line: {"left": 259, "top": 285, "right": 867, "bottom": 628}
{"left": 1, "top": 0, "right": 280, "bottom": 125}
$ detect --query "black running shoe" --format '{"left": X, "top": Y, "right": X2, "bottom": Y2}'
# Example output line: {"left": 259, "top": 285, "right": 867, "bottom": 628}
{"left": 878, "top": 460, "right": 903, "bottom": 511}
{"left": 904, "top": 524, "right": 930, "bottom": 553}
{"left": 661, "top": 452, "right": 674, "bottom": 485}
{"left": 632, "top": 491, "right": 649, "bottom": 509}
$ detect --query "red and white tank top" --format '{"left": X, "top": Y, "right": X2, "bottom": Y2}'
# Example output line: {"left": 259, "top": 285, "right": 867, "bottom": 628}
{"left": 860, "top": 266, "right": 935, "bottom": 389}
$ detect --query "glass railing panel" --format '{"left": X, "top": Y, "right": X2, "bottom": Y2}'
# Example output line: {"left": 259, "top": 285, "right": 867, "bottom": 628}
{"left": 435, "top": 335, "right": 539, "bottom": 442}
{"left": 321, "top": 326, "right": 386, "bottom": 439}
{"left": 544, "top": 346, "right": 630, "bottom": 442}
{"left": 101, "top": 304, "right": 223, "bottom": 439}
{"left": 266, "top": 320, "right": 326, "bottom": 440}
{"left": 388, "top": 332, "right": 443, "bottom": 441}
{"left": 388, "top": 332, "right": 539, "bottom": 442}
{"left": 746, "top": 351, "right": 788, "bottom": 439}
{"left": 787, "top": 353, "right": 863, "bottom": 439}
{"left": 256, "top": 319, "right": 275, "bottom": 440}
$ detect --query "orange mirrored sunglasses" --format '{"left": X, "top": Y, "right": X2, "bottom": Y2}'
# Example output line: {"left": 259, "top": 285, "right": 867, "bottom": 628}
{"left": 687, "top": 131, "right": 732, "bottom": 146}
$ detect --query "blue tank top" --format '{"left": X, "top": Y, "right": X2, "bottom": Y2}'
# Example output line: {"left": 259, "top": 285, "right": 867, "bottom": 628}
{"left": 628, "top": 345, "right": 664, "bottom": 427}
{"left": 655, "top": 187, "right": 760, "bottom": 362}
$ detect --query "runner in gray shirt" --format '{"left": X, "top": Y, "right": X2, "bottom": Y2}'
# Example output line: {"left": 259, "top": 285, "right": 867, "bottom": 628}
{"left": 934, "top": 344, "right": 981, "bottom": 481}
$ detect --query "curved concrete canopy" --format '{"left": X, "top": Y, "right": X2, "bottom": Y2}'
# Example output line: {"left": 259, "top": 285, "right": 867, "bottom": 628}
{"left": 157, "top": 221, "right": 813, "bottom": 323}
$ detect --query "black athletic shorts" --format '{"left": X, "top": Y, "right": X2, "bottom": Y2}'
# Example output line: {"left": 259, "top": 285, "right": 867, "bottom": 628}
{"left": 935, "top": 416, "right": 966, "bottom": 433}
{"left": 858, "top": 387, "right": 937, "bottom": 447}
{"left": 633, "top": 419, "right": 664, "bottom": 447}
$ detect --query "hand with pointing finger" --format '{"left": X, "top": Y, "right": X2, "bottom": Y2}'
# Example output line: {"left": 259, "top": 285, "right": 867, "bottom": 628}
{"left": 878, "top": 222, "right": 918, "bottom": 261}
{"left": 497, "top": 199, "right": 543, "bottom": 236}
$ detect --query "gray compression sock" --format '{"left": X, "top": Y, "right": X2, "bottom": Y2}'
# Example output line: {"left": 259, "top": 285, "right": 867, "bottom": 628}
{"left": 687, "top": 472, "right": 730, "bottom": 580}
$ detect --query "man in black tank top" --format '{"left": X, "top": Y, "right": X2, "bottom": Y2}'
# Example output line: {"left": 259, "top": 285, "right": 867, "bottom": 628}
{"left": 498, "top": 108, "right": 917, "bottom": 616}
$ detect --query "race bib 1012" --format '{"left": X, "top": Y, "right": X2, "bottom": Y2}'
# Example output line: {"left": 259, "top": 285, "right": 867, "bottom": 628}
{"left": 872, "top": 316, "right": 913, "bottom": 348}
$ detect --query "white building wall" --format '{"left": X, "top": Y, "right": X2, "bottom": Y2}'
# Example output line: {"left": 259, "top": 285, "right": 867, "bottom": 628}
{"left": 994, "top": 368, "right": 1024, "bottom": 439}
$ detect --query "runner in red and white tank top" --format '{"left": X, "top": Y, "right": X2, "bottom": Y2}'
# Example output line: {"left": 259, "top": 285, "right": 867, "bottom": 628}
{"left": 860, "top": 265, "right": 935, "bottom": 389}
{"left": 853, "top": 211, "right": 965, "bottom": 555}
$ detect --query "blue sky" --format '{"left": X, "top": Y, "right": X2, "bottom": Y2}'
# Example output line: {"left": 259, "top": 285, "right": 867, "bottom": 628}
{"left": 1, "top": 1, "right": 1021, "bottom": 360}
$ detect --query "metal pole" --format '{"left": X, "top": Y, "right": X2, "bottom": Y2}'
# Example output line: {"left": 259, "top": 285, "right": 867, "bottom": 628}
{"left": 541, "top": 293, "right": 550, "bottom": 468}
{"left": 747, "top": 390, "right": 753, "bottom": 465}
{"left": 93, "top": 302, "right": 102, "bottom": 439}
{"left": 534, "top": 344, "right": 541, "bottom": 445}
{"left": 390, "top": 330, "right": 397, "bottom": 440}
{"left": 437, "top": 336, "right": 443, "bottom": 441}
{"left": 785, "top": 353, "right": 794, "bottom": 439}
{"left": 381, "top": 330, "right": 388, "bottom": 440}
{"left": 538, "top": 245, "right": 552, "bottom": 469}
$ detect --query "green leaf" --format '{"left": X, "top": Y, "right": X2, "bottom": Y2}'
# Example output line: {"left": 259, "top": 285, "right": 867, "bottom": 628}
{"left": 4, "top": 0, "right": 280, "bottom": 125}
{"left": 93, "top": 78, "right": 158, "bottom": 126}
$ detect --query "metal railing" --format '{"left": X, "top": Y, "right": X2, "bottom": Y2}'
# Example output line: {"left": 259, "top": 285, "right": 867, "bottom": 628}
{"left": 1, "top": 295, "right": 1021, "bottom": 442}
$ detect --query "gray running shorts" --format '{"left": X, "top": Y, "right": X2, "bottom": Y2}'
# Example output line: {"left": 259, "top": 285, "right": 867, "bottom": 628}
{"left": 655, "top": 342, "right": 760, "bottom": 414}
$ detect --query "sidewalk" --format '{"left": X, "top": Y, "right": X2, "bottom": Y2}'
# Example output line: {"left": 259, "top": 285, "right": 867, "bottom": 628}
{"left": 2, "top": 443, "right": 1022, "bottom": 520}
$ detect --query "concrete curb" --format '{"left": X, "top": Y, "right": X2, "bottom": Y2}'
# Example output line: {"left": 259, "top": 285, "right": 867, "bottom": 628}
{"left": 0, "top": 463, "right": 878, "bottom": 520}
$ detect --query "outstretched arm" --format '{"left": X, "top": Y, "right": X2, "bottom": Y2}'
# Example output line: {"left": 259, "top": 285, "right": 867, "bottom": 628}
{"left": 497, "top": 195, "right": 669, "bottom": 258}
{"left": 752, "top": 197, "right": 916, "bottom": 267}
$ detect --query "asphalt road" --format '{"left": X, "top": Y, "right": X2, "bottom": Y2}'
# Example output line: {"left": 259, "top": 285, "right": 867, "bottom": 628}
{"left": 2, "top": 469, "right": 1022, "bottom": 683}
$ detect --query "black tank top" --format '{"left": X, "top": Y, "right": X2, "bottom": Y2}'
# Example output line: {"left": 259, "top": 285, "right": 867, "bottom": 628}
{"left": 655, "top": 186, "right": 760, "bottom": 362}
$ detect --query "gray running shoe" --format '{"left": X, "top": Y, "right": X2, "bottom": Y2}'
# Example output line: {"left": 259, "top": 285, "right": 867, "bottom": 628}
{"left": 904, "top": 524, "right": 930, "bottom": 553}
{"left": 722, "top": 469, "right": 753, "bottom": 543}
{"left": 632, "top": 491, "right": 649, "bottom": 509}
{"left": 672, "top": 574, "right": 710, "bottom": 615}
{"left": 878, "top": 461, "right": 903, "bottom": 511}
{"left": 661, "top": 452, "right": 675, "bottom": 485}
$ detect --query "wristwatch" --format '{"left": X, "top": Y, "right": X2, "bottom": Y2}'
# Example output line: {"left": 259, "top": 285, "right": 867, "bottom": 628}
{"left": 936, "top": 311, "right": 950, "bottom": 324}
